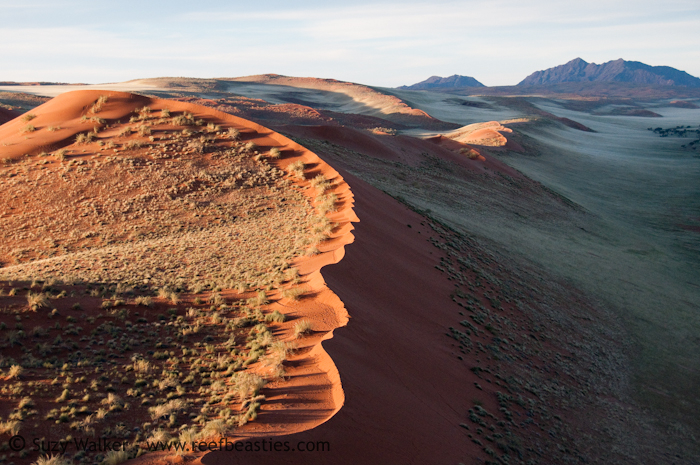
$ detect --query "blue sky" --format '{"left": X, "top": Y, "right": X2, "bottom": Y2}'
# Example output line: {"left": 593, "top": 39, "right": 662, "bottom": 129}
{"left": 2, "top": 0, "right": 699, "bottom": 87}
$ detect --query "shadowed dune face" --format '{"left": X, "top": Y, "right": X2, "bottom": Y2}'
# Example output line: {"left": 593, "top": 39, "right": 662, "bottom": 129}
{"left": 270, "top": 122, "right": 700, "bottom": 463}
{"left": 0, "top": 107, "right": 21, "bottom": 125}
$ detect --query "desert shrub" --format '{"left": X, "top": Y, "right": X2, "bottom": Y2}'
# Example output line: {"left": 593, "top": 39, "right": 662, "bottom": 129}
{"left": 101, "top": 392, "right": 123, "bottom": 408}
{"left": 177, "top": 427, "right": 199, "bottom": 454}
{"left": 133, "top": 359, "right": 151, "bottom": 373}
{"left": 91, "top": 95, "right": 108, "bottom": 113}
{"left": 47, "top": 126, "right": 58, "bottom": 132}
{"left": 118, "top": 126, "right": 132, "bottom": 137}
{"left": 264, "top": 310, "right": 286, "bottom": 323}
{"left": 238, "top": 396, "right": 263, "bottom": 426}
{"left": 32, "top": 455, "right": 73, "bottom": 465}
{"left": 228, "top": 128, "right": 240, "bottom": 140}
{"left": 134, "top": 296, "right": 153, "bottom": 307}
{"left": 76, "top": 132, "right": 95, "bottom": 144}
{"left": 281, "top": 287, "right": 305, "bottom": 301}
{"left": 21, "top": 113, "right": 37, "bottom": 122}
{"left": 293, "top": 320, "right": 312, "bottom": 338}
{"left": 310, "top": 174, "right": 327, "bottom": 188}
{"left": 305, "top": 246, "right": 320, "bottom": 256}
{"left": 232, "top": 372, "right": 265, "bottom": 402}
{"left": 27, "top": 291, "right": 50, "bottom": 310}
{"left": 207, "top": 122, "right": 220, "bottom": 133}
{"left": 161, "top": 108, "right": 171, "bottom": 117}
{"left": 247, "top": 290, "right": 268, "bottom": 308}
{"left": 147, "top": 429, "right": 172, "bottom": 444}
{"left": 148, "top": 399, "right": 184, "bottom": 420}
{"left": 55, "top": 149, "right": 68, "bottom": 161}
{"left": 18, "top": 396, "right": 34, "bottom": 409}
{"left": 124, "top": 140, "right": 143, "bottom": 150}
{"left": 201, "top": 419, "right": 227, "bottom": 438}
{"left": 102, "top": 449, "right": 129, "bottom": 465}
{"left": 0, "top": 420, "right": 21, "bottom": 435}
{"left": 7, "top": 365, "right": 23, "bottom": 379}
{"left": 137, "top": 106, "right": 151, "bottom": 120}
{"left": 269, "top": 147, "right": 281, "bottom": 159}
{"left": 56, "top": 388, "right": 70, "bottom": 402}
{"left": 316, "top": 193, "right": 338, "bottom": 214}
{"left": 172, "top": 112, "right": 197, "bottom": 126}
{"left": 21, "top": 124, "right": 36, "bottom": 134}
{"left": 208, "top": 292, "right": 225, "bottom": 306}
{"left": 288, "top": 160, "right": 305, "bottom": 179}
{"left": 244, "top": 141, "right": 258, "bottom": 153}
{"left": 138, "top": 125, "right": 151, "bottom": 136}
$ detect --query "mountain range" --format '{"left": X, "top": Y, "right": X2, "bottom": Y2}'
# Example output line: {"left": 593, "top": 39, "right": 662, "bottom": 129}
{"left": 519, "top": 58, "right": 700, "bottom": 87}
{"left": 400, "top": 58, "right": 700, "bottom": 90}
{"left": 398, "top": 74, "right": 484, "bottom": 90}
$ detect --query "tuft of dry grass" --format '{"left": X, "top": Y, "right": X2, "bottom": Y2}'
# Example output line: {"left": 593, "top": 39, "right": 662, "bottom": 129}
{"left": 32, "top": 455, "right": 74, "bottom": 465}
{"left": 21, "top": 124, "right": 36, "bottom": 134}
{"left": 265, "top": 310, "right": 286, "bottom": 323}
{"left": 102, "top": 450, "right": 129, "bottom": 465}
{"left": 293, "top": 320, "right": 313, "bottom": 338}
{"left": 133, "top": 358, "right": 151, "bottom": 373}
{"left": 27, "top": 291, "right": 49, "bottom": 310}
{"left": 134, "top": 295, "right": 153, "bottom": 307}
{"left": 7, "top": 364, "right": 23, "bottom": 379}
{"left": 0, "top": 420, "right": 21, "bottom": 436}
{"left": 281, "top": 287, "right": 306, "bottom": 301}
{"left": 54, "top": 149, "right": 68, "bottom": 161}
{"left": 90, "top": 95, "right": 109, "bottom": 114}
{"left": 232, "top": 372, "right": 266, "bottom": 402}
{"left": 76, "top": 132, "right": 96, "bottom": 144}
{"left": 21, "top": 113, "right": 37, "bottom": 122}
{"left": 288, "top": 160, "right": 305, "bottom": 180}
{"left": 123, "top": 140, "right": 143, "bottom": 150}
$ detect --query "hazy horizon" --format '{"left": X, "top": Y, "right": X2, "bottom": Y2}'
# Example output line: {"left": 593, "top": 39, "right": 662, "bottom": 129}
{"left": 2, "top": 0, "right": 699, "bottom": 87}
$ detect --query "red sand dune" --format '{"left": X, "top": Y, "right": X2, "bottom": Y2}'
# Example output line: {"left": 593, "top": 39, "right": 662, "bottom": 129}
{"left": 445, "top": 121, "right": 526, "bottom": 152}
{"left": 279, "top": 124, "right": 525, "bottom": 179}
{"left": 171, "top": 96, "right": 412, "bottom": 132}
{"left": 0, "top": 90, "right": 358, "bottom": 460}
{"left": 227, "top": 74, "right": 459, "bottom": 130}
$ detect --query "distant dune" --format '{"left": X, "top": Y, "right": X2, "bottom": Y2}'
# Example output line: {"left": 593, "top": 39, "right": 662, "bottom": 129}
{"left": 224, "top": 74, "right": 458, "bottom": 130}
